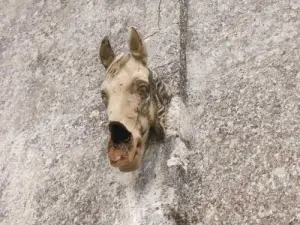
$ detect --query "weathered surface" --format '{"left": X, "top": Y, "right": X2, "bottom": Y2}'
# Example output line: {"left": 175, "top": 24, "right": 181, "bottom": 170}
{"left": 0, "top": 0, "right": 299, "bottom": 224}
{"left": 185, "top": 1, "right": 300, "bottom": 224}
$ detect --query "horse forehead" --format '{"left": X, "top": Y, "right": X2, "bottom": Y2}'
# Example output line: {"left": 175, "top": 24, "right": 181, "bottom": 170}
{"left": 101, "top": 56, "right": 149, "bottom": 89}
{"left": 118, "top": 68, "right": 149, "bottom": 82}
{"left": 106, "top": 69, "right": 149, "bottom": 86}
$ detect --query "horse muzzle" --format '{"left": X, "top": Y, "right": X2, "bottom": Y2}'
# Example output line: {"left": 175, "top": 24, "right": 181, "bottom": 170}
{"left": 107, "top": 121, "right": 144, "bottom": 172}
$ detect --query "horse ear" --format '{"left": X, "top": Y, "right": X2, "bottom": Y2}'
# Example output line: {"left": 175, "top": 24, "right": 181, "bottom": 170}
{"left": 99, "top": 36, "right": 115, "bottom": 69}
{"left": 129, "top": 27, "right": 147, "bottom": 65}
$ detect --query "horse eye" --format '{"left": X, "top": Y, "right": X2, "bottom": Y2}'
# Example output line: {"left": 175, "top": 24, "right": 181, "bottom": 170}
{"left": 138, "top": 85, "right": 149, "bottom": 97}
{"left": 101, "top": 91, "right": 108, "bottom": 106}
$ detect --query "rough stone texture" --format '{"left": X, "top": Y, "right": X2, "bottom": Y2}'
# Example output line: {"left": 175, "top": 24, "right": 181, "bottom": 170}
{"left": 0, "top": 0, "right": 299, "bottom": 225}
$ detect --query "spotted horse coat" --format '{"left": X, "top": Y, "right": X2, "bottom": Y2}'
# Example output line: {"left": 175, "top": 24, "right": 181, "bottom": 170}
{"left": 99, "top": 27, "right": 172, "bottom": 172}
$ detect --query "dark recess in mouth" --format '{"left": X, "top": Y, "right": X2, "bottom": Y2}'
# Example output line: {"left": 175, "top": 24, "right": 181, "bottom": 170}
{"left": 109, "top": 121, "right": 132, "bottom": 145}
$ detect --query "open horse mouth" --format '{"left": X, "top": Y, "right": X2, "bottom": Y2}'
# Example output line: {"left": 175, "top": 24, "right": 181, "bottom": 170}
{"left": 107, "top": 122, "right": 143, "bottom": 171}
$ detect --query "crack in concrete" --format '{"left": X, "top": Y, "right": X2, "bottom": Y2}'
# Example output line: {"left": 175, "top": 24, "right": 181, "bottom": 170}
{"left": 157, "top": 0, "right": 162, "bottom": 29}
{"left": 179, "top": 0, "right": 188, "bottom": 102}
{"left": 169, "top": 2, "right": 192, "bottom": 221}
{"left": 144, "top": 0, "right": 163, "bottom": 41}
{"left": 144, "top": 31, "right": 159, "bottom": 41}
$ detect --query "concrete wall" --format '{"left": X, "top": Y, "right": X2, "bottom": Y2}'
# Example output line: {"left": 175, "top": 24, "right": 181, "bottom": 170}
{"left": 1, "top": 0, "right": 299, "bottom": 224}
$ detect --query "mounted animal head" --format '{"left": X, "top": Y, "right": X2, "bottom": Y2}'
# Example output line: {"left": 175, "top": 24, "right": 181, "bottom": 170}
{"left": 99, "top": 27, "right": 172, "bottom": 172}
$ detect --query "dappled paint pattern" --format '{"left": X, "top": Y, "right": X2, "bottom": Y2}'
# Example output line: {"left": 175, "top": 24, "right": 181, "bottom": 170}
{"left": 99, "top": 28, "right": 172, "bottom": 172}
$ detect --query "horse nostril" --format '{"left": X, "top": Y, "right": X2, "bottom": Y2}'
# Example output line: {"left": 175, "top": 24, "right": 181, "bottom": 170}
{"left": 109, "top": 121, "right": 131, "bottom": 144}
{"left": 137, "top": 138, "right": 142, "bottom": 148}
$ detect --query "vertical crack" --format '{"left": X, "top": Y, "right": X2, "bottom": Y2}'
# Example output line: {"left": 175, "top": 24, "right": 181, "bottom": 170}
{"left": 158, "top": 0, "right": 162, "bottom": 30}
{"left": 144, "top": 0, "right": 162, "bottom": 41}
{"left": 169, "top": 0, "right": 191, "bottom": 221}
{"left": 179, "top": 0, "right": 188, "bottom": 101}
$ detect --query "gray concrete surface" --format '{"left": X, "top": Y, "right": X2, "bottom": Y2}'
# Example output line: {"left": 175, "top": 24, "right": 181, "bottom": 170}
{"left": 0, "top": 0, "right": 299, "bottom": 224}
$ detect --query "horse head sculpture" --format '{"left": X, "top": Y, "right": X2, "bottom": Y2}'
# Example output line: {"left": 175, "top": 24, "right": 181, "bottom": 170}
{"left": 99, "top": 27, "right": 172, "bottom": 172}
